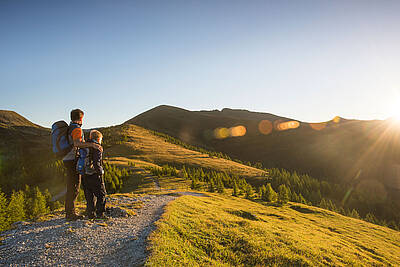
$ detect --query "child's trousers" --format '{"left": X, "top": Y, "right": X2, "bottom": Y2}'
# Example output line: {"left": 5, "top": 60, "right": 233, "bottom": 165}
{"left": 82, "top": 173, "right": 107, "bottom": 216}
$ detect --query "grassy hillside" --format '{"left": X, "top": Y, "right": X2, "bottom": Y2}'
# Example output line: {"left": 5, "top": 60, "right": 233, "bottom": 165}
{"left": 147, "top": 194, "right": 400, "bottom": 266}
{"left": 0, "top": 111, "right": 55, "bottom": 194}
{"left": 0, "top": 110, "right": 49, "bottom": 150}
{"left": 102, "top": 124, "right": 265, "bottom": 179}
{"left": 0, "top": 110, "right": 43, "bottom": 129}
{"left": 126, "top": 105, "right": 400, "bottom": 194}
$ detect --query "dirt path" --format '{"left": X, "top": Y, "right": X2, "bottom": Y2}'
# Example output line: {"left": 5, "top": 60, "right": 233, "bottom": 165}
{"left": 0, "top": 194, "right": 176, "bottom": 266}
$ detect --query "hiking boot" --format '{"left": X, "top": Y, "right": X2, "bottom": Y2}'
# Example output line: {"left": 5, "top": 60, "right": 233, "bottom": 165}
{"left": 87, "top": 213, "right": 96, "bottom": 220}
{"left": 66, "top": 214, "right": 84, "bottom": 221}
{"left": 96, "top": 214, "right": 109, "bottom": 220}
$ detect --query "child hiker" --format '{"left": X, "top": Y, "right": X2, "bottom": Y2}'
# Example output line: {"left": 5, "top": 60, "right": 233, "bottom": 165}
{"left": 81, "top": 130, "right": 107, "bottom": 219}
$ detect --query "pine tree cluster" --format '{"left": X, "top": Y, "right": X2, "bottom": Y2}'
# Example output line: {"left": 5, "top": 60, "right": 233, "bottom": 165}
{"left": 0, "top": 186, "right": 60, "bottom": 231}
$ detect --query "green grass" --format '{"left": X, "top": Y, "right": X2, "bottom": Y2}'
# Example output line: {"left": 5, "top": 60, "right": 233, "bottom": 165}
{"left": 147, "top": 194, "right": 400, "bottom": 266}
{"left": 157, "top": 176, "right": 191, "bottom": 191}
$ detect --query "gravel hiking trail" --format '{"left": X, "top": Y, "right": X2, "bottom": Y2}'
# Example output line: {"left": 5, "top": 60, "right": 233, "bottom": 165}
{"left": 0, "top": 190, "right": 206, "bottom": 267}
{"left": 0, "top": 194, "right": 176, "bottom": 266}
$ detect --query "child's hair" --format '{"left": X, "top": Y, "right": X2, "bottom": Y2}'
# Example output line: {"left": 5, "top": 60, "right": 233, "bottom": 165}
{"left": 90, "top": 130, "right": 103, "bottom": 141}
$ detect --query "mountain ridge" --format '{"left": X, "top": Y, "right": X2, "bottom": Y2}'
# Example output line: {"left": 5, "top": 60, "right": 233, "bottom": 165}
{"left": 125, "top": 105, "right": 400, "bottom": 197}
{"left": 0, "top": 110, "right": 44, "bottom": 129}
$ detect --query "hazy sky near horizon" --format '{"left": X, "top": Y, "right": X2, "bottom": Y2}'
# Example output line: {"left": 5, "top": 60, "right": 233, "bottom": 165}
{"left": 1, "top": 0, "right": 400, "bottom": 128}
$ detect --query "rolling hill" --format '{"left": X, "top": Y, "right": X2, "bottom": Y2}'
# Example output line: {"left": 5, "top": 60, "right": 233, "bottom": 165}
{"left": 101, "top": 124, "right": 265, "bottom": 179}
{"left": 126, "top": 105, "right": 400, "bottom": 198}
{"left": 0, "top": 110, "right": 43, "bottom": 129}
{"left": 0, "top": 110, "right": 49, "bottom": 150}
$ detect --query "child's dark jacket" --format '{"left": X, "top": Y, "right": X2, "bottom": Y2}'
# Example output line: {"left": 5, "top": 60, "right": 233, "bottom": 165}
{"left": 87, "top": 139, "right": 103, "bottom": 175}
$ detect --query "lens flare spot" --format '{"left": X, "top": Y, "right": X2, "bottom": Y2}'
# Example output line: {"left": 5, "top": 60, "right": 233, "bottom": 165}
{"left": 259, "top": 120, "right": 273, "bottom": 135}
{"left": 214, "top": 127, "right": 230, "bottom": 139}
{"left": 310, "top": 122, "right": 327, "bottom": 131}
{"left": 288, "top": 121, "right": 300, "bottom": 129}
{"left": 277, "top": 121, "right": 300, "bottom": 131}
{"left": 230, "top": 125, "right": 247, "bottom": 137}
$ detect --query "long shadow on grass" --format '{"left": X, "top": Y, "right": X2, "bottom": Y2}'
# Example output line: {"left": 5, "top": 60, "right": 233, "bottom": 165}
{"left": 289, "top": 205, "right": 322, "bottom": 214}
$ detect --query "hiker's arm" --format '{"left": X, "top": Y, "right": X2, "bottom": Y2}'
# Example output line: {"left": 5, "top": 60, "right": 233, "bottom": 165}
{"left": 70, "top": 127, "right": 103, "bottom": 152}
{"left": 73, "top": 140, "right": 103, "bottom": 152}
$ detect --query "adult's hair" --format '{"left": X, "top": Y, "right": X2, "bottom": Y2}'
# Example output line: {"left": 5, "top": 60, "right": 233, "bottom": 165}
{"left": 70, "top": 109, "right": 84, "bottom": 121}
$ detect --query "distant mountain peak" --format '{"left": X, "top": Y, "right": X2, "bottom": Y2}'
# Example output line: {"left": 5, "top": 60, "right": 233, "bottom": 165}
{"left": 0, "top": 110, "right": 40, "bottom": 128}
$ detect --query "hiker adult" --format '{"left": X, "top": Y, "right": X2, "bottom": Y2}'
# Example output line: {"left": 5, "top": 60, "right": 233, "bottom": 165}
{"left": 63, "top": 109, "right": 102, "bottom": 221}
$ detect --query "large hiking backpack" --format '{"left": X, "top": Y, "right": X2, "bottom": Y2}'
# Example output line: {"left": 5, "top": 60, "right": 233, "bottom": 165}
{"left": 51, "top": 121, "right": 73, "bottom": 158}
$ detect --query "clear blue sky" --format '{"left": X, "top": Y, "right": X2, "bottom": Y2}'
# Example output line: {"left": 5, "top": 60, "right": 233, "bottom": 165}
{"left": 1, "top": 0, "right": 400, "bottom": 128}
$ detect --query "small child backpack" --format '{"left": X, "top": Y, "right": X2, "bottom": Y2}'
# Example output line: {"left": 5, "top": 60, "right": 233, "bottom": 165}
{"left": 76, "top": 147, "right": 96, "bottom": 175}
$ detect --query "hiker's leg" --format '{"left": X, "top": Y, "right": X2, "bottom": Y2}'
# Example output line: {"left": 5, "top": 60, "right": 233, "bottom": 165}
{"left": 64, "top": 160, "right": 81, "bottom": 216}
{"left": 94, "top": 174, "right": 107, "bottom": 216}
{"left": 82, "top": 175, "right": 95, "bottom": 216}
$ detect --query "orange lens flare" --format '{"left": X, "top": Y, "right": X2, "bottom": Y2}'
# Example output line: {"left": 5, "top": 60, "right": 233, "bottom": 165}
{"left": 214, "top": 125, "right": 247, "bottom": 139}
{"left": 230, "top": 125, "right": 247, "bottom": 137}
{"left": 214, "top": 127, "right": 230, "bottom": 139}
{"left": 258, "top": 120, "right": 273, "bottom": 135}
{"left": 277, "top": 120, "right": 300, "bottom": 131}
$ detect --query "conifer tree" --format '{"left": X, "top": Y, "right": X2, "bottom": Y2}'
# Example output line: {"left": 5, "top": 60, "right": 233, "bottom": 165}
{"left": 31, "top": 187, "right": 49, "bottom": 220}
{"left": 350, "top": 209, "right": 360, "bottom": 219}
{"left": 325, "top": 199, "right": 335, "bottom": 211}
{"left": 181, "top": 166, "right": 188, "bottom": 179}
{"left": 291, "top": 191, "right": 299, "bottom": 203}
{"left": 7, "top": 190, "right": 25, "bottom": 223}
{"left": 260, "top": 185, "right": 267, "bottom": 200}
{"left": 264, "top": 183, "right": 278, "bottom": 202}
{"left": 0, "top": 190, "right": 9, "bottom": 231}
{"left": 232, "top": 181, "right": 239, "bottom": 197}
{"left": 23, "top": 185, "right": 33, "bottom": 217}
{"left": 319, "top": 198, "right": 328, "bottom": 209}
{"left": 244, "top": 184, "right": 254, "bottom": 199}
{"left": 217, "top": 178, "right": 224, "bottom": 193}
{"left": 208, "top": 179, "right": 215, "bottom": 192}
{"left": 298, "top": 193, "right": 307, "bottom": 204}
{"left": 191, "top": 178, "right": 200, "bottom": 190}
{"left": 365, "top": 213, "right": 377, "bottom": 224}
{"left": 200, "top": 169, "right": 205, "bottom": 181}
{"left": 238, "top": 178, "right": 248, "bottom": 195}
{"left": 43, "top": 189, "right": 52, "bottom": 210}
{"left": 278, "top": 184, "right": 289, "bottom": 204}
{"left": 257, "top": 186, "right": 263, "bottom": 199}
{"left": 338, "top": 207, "right": 345, "bottom": 215}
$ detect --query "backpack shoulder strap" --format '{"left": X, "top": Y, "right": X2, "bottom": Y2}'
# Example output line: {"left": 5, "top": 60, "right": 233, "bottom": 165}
{"left": 67, "top": 123, "right": 83, "bottom": 142}
{"left": 68, "top": 123, "right": 83, "bottom": 159}
{"left": 68, "top": 123, "right": 80, "bottom": 135}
